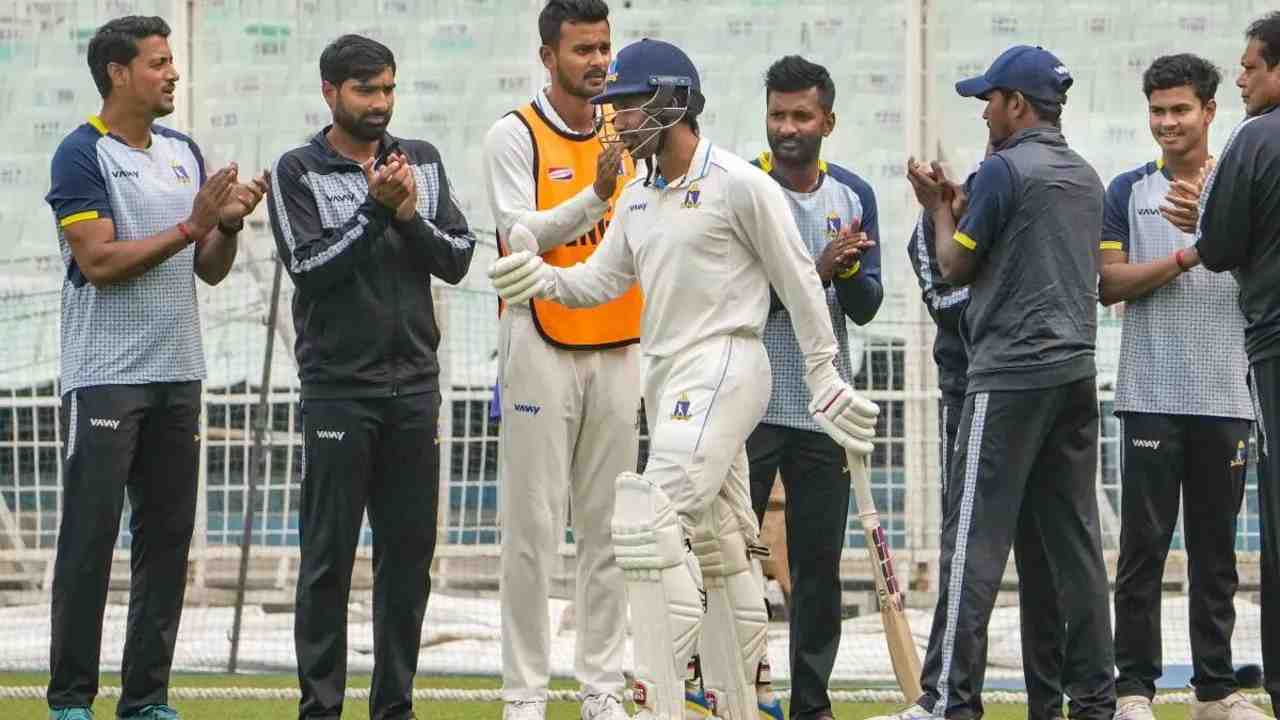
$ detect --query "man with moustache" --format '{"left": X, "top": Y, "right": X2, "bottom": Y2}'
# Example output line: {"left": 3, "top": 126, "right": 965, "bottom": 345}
{"left": 1188, "top": 11, "right": 1280, "bottom": 716}
{"left": 745, "top": 55, "right": 882, "bottom": 720}
{"left": 489, "top": 38, "right": 880, "bottom": 720}
{"left": 480, "top": 2, "right": 636, "bottom": 718}
{"left": 266, "top": 34, "right": 476, "bottom": 720}
{"left": 879, "top": 45, "right": 1113, "bottom": 720}
{"left": 1097, "top": 54, "right": 1261, "bottom": 720}
{"left": 45, "top": 15, "right": 265, "bottom": 720}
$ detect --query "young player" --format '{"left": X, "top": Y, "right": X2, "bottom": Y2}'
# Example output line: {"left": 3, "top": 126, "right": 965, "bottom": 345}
{"left": 1100, "top": 54, "right": 1261, "bottom": 720}
{"left": 489, "top": 38, "right": 879, "bottom": 720}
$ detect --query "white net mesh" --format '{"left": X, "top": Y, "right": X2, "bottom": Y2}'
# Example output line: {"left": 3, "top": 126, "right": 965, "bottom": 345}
{"left": 0, "top": 0, "right": 1269, "bottom": 694}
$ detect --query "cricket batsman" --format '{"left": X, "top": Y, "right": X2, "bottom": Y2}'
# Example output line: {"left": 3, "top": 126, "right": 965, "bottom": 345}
{"left": 488, "top": 38, "right": 879, "bottom": 720}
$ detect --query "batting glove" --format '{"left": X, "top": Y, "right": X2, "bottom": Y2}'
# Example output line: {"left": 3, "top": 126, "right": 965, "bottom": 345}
{"left": 809, "top": 379, "right": 879, "bottom": 456}
{"left": 488, "top": 236, "right": 552, "bottom": 305}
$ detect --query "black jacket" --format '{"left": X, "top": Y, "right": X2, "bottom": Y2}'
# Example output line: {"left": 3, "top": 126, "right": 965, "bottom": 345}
{"left": 1197, "top": 104, "right": 1280, "bottom": 364}
{"left": 907, "top": 209, "right": 970, "bottom": 401}
{"left": 266, "top": 128, "right": 476, "bottom": 399}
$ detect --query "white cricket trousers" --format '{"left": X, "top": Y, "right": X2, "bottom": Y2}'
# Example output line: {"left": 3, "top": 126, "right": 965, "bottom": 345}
{"left": 498, "top": 307, "right": 641, "bottom": 702}
{"left": 642, "top": 332, "right": 770, "bottom": 542}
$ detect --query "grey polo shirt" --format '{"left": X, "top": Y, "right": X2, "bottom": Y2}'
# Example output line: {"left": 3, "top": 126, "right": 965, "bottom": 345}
{"left": 1103, "top": 160, "right": 1252, "bottom": 420}
{"left": 45, "top": 117, "right": 208, "bottom": 394}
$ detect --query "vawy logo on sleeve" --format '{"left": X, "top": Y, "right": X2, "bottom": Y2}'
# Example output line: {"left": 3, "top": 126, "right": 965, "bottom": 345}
{"left": 89, "top": 418, "right": 121, "bottom": 430}
{"left": 316, "top": 429, "right": 346, "bottom": 440}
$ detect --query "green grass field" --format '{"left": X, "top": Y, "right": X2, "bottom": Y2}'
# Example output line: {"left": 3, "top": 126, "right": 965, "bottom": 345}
{"left": 1, "top": 673, "right": 1258, "bottom": 720}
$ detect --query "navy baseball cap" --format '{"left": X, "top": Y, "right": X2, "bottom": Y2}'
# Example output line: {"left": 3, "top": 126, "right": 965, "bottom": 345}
{"left": 956, "top": 45, "right": 1073, "bottom": 103}
{"left": 591, "top": 38, "right": 702, "bottom": 106}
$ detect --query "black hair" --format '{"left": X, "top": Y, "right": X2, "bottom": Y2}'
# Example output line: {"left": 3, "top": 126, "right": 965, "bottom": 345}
{"left": 539, "top": 0, "right": 610, "bottom": 47}
{"left": 1024, "top": 94, "right": 1063, "bottom": 127}
{"left": 995, "top": 88, "right": 1062, "bottom": 128}
{"left": 319, "top": 34, "right": 396, "bottom": 87}
{"left": 1143, "top": 54, "right": 1221, "bottom": 105}
{"left": 87, "top": 15, "right": 170, "bottom": 98}
{"left": 764, "top": 55, "right": 835, "bottom": 113}
{"left": 1248, "top": 11, "right": 1280, "bottom": 69}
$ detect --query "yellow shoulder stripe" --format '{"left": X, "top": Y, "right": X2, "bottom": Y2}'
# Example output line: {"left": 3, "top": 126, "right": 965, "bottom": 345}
{"left": 756, "top": 152, "right": 828, "bottom": 175}
{"left": 88, "top": 115, "right": 108, "bottom": 135}
{"left": 59, "top": 210, "right": 100, "bottom": 228}
{"left": 1100, "top": 241, "right": 1124, "bottom": 251}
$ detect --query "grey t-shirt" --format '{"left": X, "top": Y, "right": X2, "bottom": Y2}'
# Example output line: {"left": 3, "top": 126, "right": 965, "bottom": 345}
{"left": 1103, "top": 160, "right": 1252, "bottom": 420}
{"left": 756, "top": 161, "right": 882, "bottom": 432}
{"left": 45, "top": 119, "right": 207, "bottom": 394}
{"left": 954, "top": 126, "right": 1103, "bottom": 393}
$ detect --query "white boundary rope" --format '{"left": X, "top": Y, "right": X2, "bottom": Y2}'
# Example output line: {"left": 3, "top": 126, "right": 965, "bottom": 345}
{"left": 0, "top": 685, "right": 1270, "bottom": 705}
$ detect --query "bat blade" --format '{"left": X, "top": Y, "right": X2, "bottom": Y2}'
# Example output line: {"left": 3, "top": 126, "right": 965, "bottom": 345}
{"left": 850, "top": 451, "right": 923, "bottom": 702}
{"left": 880, "top": 578, "right": 924, "bottom": 702}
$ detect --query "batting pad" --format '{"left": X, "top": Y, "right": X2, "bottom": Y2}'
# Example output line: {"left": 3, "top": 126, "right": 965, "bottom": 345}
{"left": 691, "top": 496, "right": 769, "bottom": 720}
{"left": 612, "top": 471, "right": 705, "bottom": 719}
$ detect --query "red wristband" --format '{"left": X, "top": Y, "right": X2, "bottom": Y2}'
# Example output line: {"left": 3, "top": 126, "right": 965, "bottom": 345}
{"left": 177, "top": 222, "right": 192, "bottom": 243}
{"left": 1175, "top": 248, "right": 1189, "bottom": 271}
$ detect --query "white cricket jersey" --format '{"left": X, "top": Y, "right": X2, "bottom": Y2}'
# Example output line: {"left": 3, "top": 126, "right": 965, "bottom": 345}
{"left": 482, "top": 88, "right": 609, "bottom": 253}
{"left": 548, "top": 137, "right": 840, "bottom": 390}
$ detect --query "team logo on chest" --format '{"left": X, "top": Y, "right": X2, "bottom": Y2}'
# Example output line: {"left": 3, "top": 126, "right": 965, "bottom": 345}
{"left": 826, "top": 212, "right": 842, "bottom": 241}
{"left": 681, "top": 183, "right": 701, "bottom": 209}
{"left": 171, "top": 160, "right": 192, "bottom": 184}
{"left": 671, "top": 392, "right": 693, "bottom": 421}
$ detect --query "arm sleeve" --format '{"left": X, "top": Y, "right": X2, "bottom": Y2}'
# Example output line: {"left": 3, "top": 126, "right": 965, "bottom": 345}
{"left": 955, "top": 155, "right": 1016, "bottom": 260}
{"left": 731, "top": 168, "right": 841, "bottom": 391}
{"left": 46, "top": 135, "right": 113, "bottom": 228}
{"left": 831, "top": 172, "right": 884, "bottom": 325}
{"left": 397, "top": 156, "right": 477, "bottom": 285}
{"left": 548, "top": 208, "right": 637, "bottom": 307}
{"left": 1197, "top": 123, "right": 1260, "bottom": 272}
{"left": 1100, "top": 171, "right": 1136, "bottom": 252}
{"left": 482, "top": 115, "right": 610, "bottom": 254}
{"left": 267, "top": 152, "right": 395, "bottom": 294}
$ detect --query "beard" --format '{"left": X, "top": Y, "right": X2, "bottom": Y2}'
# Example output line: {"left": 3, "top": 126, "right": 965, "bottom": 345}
{"left": 766, "top": 131, "right": 822, "bottom": 166}
{"left": 334, "top": 99, "right": 390, "bottom": 141}
{"left": 558, "top": 64, "right": 606, "bottom": 100}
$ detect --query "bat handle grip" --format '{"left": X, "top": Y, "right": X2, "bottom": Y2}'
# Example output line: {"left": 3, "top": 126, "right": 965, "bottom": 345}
{"left": 846, "top": 451, "right": 877, "bottom": 517}
{"left": 857, "top": 512, "right": 880, "bottom": 532}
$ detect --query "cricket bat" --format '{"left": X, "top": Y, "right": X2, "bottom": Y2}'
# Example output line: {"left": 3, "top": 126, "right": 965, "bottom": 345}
{"left": 848, "top": 450, "right": 924, "bottom": 702}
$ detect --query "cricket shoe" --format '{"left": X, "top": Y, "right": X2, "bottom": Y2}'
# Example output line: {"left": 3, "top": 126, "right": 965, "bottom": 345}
{"left": 756, "top": 659, "right": 783, "bottom": 720}
{"left": 685, "top": 685, "right": 715, "bottom": 718}
{"left": 49, "top": 709, "right": 94, "bottom": 720}
{"left": 757, "top": 695, "right": 784, "bottom": 720}
{"left": 504, "top": 699, "right": 547, "bottom": 720}
{"left": 1192, "top": 692, "right": 1273, "bottom": 720}
{"left": 1114, "top": 695, "right": 1154, "bottom": 720}
{"left": 119, "top": 705, "right": 180, "bottom": 720}
{"left": 582, "top": 693, "right": 630, "bottom": 720}
{"left": 865, "top": 703, "right": 934, "bottom": 720}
